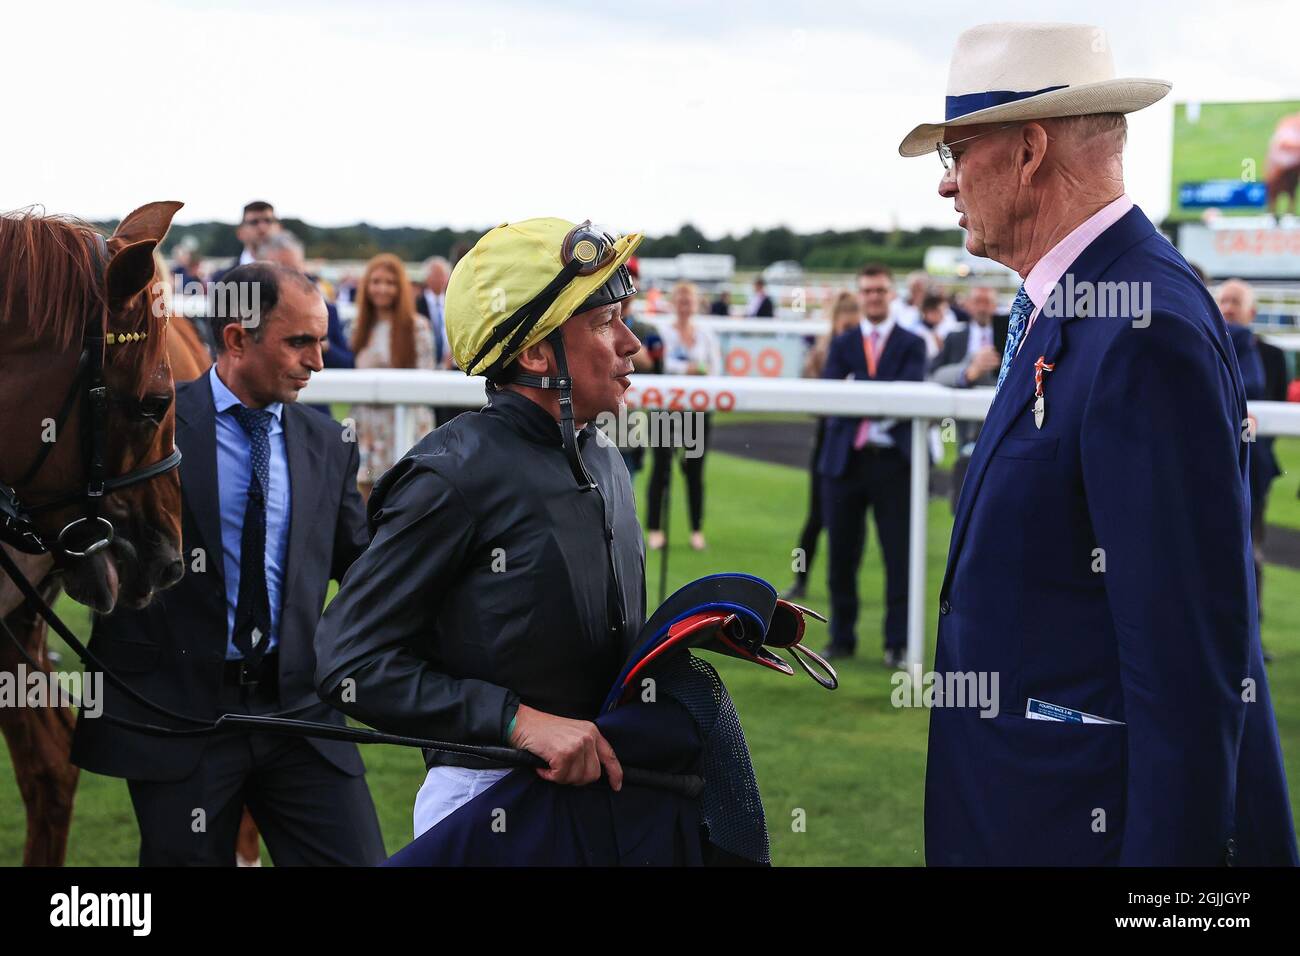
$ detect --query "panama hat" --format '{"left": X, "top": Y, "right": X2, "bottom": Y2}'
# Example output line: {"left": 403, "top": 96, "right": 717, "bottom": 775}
{"left": 447, "top": 218, "right": 643, "bottom": 378}
{"left": 898, "top": 22, "right": 1171, "bottom": 158}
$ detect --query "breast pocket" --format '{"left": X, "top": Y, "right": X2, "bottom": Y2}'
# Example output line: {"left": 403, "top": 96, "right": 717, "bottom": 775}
{"left": 993, "top": 437, "right": 1059, "bottom": 461}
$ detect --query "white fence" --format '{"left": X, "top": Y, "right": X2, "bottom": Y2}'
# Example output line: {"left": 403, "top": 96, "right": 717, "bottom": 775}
{"left": 302, "top": 370, "right": 1300, "bottom": 669}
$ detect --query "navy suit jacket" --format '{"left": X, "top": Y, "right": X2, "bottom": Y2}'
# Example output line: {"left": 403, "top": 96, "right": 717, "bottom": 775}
{"left": 71, "top": 379, "right": 370, "bottom": 781}
{"left": 322, "top": 300, "right": 355, "bottom": 369}
{"left": 925, "top": 206, "right": 1298, "bottom": 866}
{"left": 817, "top": 322, "right": 927, "bottom": 476}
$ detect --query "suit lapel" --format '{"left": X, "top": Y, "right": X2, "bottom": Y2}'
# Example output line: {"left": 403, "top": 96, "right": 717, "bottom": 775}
{"left": 175, "top": 377, "right": 224, "bottom": 582}
{"left": 842, "top": 327, "right": 868, "bottom": 379}
{"left": 941, "top": 206, "right": 1158, "bottom": 595}
{"left": 280, "top": 405, "right": 325, "bottom": 603}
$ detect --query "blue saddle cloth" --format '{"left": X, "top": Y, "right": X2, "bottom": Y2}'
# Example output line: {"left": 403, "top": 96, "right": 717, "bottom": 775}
{"left": 384, "top": 698, "right": 705, "bottom": 866}
{"left": 383, "top": 573, "right": 784, "bottom": 866}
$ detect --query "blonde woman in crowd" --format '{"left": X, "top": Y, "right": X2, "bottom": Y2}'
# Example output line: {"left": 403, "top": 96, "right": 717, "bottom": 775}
{"left": 349, "top": 253, "right": 436, "bottom": 497}
{"left": 645, "top": 281, "right": 721, "bottom": 551}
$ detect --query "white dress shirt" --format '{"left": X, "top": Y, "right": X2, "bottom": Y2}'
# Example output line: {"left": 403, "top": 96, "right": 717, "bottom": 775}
{"left": 413, "top": 765, "right": 512, "bottom": 838}
{"left": 964, "top": 319, "right": 994, "bottom": 359}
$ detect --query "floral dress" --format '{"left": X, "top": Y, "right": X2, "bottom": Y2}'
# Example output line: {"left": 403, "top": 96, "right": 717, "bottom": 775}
{"left": 352, "top": 318, "right": 436, "bottom": 484}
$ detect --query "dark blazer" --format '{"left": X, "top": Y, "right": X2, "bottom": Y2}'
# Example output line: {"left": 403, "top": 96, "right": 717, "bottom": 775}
{"left": 929, "top": 321, "right": 1004, "bottom": 381}
{"left": 413, "top": 288, "right": 449, "bottom": 365}
{"left": 816, "top": 323, "right": 927, "bottom": 476}
{"left": 322, "top": 300, "right": 354, "bottom": 368}
{"left": 1252, "top": 336, "right": 1287, "bottom": 501}
{"left": 1260, "top": 339, "right": 1289, "bottom": 403}
{"left": 929, "top": 325, "right": 998, "bottom": 453}
{"left": 926, "top": 206, "right": 1298, "bottom": 866}
{"left": 71, "top": 377, "right": 370, "bottom": 782}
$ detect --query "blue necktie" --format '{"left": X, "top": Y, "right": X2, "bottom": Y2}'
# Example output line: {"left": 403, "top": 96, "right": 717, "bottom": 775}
{"left": 995, "top": 284, "right": 1034, "bottom": 395}
{"left": 229, "top": 405, "right": 274, "bottom": 664}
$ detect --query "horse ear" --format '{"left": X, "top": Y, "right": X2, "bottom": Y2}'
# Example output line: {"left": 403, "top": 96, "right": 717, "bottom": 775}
{"left": 111, "top": 200, "right": 183, "bottom": 246}
{"left": 105, "top": 240, "right": 161, "bottom": 304}
{"left": 105, "top": 201, "right": 183, "bottom": 303}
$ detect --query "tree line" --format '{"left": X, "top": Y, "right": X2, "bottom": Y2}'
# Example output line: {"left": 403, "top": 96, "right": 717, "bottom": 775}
{"left": 92, "top": 218, "right": 965, "bottom": 272}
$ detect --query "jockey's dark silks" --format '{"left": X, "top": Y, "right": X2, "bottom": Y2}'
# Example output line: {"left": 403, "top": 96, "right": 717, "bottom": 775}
{"left": 314, "top": 387, "right": 646, "bottom": 771}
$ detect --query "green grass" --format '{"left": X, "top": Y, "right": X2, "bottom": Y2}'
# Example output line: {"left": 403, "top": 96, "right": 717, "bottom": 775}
{"left": 1266, "top": 437, "right": 1300, "bottom": 532}
{"left": 1170, "top": 100, "right": 1300, "bottom": 221}
{"left": 4, "top": 443, "right": 1299, "bottom": 866}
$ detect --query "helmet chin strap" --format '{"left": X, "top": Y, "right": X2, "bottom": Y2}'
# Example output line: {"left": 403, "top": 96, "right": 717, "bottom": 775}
{"left": 509, "top": 327, "right": 596, "bottom": 491}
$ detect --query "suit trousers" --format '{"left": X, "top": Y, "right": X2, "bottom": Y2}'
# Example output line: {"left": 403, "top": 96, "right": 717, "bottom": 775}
{"left": 823, "top": 445, "right": 912, "bottom": 652}
{"left": 126, "top": 675, "right": 386, "bottom": 866}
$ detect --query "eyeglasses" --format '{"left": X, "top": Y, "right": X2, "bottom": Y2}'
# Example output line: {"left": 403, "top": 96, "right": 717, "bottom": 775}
{"left": 936, "top": 123, "right": 1020, "bottom": 171}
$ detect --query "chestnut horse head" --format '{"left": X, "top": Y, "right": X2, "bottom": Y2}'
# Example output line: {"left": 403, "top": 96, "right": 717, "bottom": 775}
{"left": 1265, "top": 112, "right": 1300, "bottom": 216}
{"left": 0, "top": 201, "right": 186, "bottom": 613}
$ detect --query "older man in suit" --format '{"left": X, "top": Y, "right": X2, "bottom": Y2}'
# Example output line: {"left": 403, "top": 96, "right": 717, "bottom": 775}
{"left": 72, "top": 262, "right": 385, "bottom": 866}
{"left": 901, "top": 22, "right": 1296, "bottom": 865}
{"left": 818, "top": 263, "right": 926, "bottom": 667}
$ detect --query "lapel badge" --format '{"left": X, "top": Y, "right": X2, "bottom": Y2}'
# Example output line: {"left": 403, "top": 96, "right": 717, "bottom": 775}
{"left": 1032, "top": 355, "right": 1056, "bottom": 429}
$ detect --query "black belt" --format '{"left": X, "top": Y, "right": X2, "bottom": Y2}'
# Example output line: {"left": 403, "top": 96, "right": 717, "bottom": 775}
{"left": 223, "top": 652, "right": 279, "bottom": 688}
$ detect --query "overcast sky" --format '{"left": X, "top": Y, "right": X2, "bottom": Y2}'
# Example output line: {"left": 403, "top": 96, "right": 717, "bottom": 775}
{"left": 3, "top": 0, "right": 1296, "bottom": 238}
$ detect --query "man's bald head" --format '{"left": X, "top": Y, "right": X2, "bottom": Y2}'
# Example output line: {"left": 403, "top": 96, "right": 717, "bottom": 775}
{"left": 1217, "top": 278, "right": 1256, "bottom": 327}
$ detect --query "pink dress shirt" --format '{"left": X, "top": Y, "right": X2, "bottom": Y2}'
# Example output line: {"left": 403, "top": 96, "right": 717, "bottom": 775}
{"left": 1016, "top": 194, "right": 1134, "bottom": 356}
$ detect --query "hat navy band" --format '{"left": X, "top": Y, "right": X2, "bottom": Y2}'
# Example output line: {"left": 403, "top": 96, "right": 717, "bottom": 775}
{"left": 944, "top": 84, "right": 1068, "bottom": 122}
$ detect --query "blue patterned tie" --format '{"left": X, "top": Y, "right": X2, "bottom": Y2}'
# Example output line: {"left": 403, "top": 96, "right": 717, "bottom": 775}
{"left": 229, "top": 405, "right": 274, "bottom": 665}
{"left": 995, "top": 284, "right": 1034, "bottom": 396}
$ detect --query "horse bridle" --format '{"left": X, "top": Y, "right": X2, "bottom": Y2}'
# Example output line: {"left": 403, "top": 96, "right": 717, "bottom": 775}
{"left": 0, "top": 233, "right": 182, "bottom": 560}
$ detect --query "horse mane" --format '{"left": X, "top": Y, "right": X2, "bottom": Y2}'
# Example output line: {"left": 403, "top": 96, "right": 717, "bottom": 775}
{"left": 0, "top": 208, "right": 169, "bottom": 394}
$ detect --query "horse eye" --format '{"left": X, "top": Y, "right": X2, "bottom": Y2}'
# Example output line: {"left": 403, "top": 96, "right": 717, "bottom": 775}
{"left": 138, "top": 394, "right": 172, "bottom": 422}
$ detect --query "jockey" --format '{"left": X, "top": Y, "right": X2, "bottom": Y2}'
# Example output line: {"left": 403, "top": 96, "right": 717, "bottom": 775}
{"left": 314, "top": 219, "right": 648, "bottom": 836}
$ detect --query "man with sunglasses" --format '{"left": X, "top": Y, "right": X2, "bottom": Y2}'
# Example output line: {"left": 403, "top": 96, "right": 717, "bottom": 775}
{"left": 314, "top": 218, "right": 648, "bottom": 840}
{"left": 902, "top": 23, "right": 1296, "bottom": 866}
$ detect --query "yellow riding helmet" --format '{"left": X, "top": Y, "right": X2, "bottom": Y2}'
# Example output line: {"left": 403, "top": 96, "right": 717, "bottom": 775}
{"left": 446, "top": 218, "right": 643, "bottom": 380}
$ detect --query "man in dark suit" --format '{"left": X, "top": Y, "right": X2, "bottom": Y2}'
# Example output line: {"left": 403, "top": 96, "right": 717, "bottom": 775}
{"left": 1218, "top": 279, "right": 1285, "bottom": 624}
{"left": 904, "top": 21, "right": 1295, "bottom": 865}
{"left": 818, "top": 263, "right": 926, "bottom": 666}
{"left": 928, "top": 285, "right": 1005, "bottom": 511}
{"left": 414, "top": 255, "right": 470, "bottom": 427}
{"left": 413, "top": 256, "right": 452, "bottom": 369}
{"left": 209, "top": 200, "right": 279, "bottom": 285}
{"left": 745, "top": 277, "right": 775, "bottom": 317}
{"left": 71, "top": 262, "right": 385, "bottom": 866}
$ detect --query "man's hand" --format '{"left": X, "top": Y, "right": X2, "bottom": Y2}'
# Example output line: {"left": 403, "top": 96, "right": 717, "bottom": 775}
{"left": 965, "top": 346, "right": 1001, "bottom": 383}
{"left": 509, "top": 704, "right": 623, "bottom": 791}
